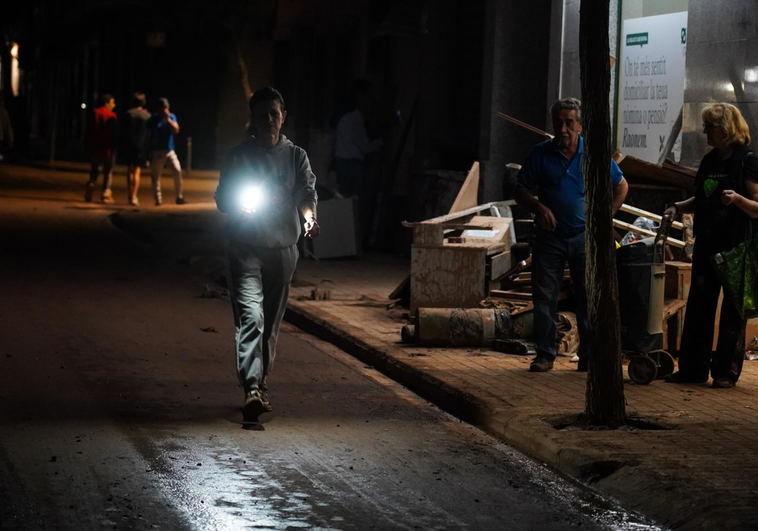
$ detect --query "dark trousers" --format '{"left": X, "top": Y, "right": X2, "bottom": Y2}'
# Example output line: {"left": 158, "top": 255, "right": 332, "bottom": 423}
{"left": 531, "top": 230, "right": 590, "bottom": 361}
{"left": 334, "top": 158, "right": 363, "bottom": 198}
{"left": 88, "top": 154, "right": 114, "bottom": 192}
{"left": 678, "top": 240, "right": 746, "bottom": 382}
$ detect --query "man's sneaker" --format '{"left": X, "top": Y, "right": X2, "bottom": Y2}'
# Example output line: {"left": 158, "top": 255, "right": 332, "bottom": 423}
{"left": 129, "top": 197, "right": 139, "bottom": 206}
{"left": 530, "top": 358, "right": 554, "bottom": 372}
{"left": 243, "top": 390, "right": 265, "bottom": 421}
{"left": 712, "top": 377, "right": 735, "bottom": 389}
{"left": 176, "top": 196, "right": 186, "bottom": 205}
{"left": 101, "top": 189, "right": 115, "bottom": 205}
{"left": 84, "top": 182, "right": 95, "bottom": 202}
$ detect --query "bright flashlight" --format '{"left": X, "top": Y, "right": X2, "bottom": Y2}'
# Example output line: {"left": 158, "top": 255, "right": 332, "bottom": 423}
{"left": 240, "top": 185, "right": 264, "bottom": 213}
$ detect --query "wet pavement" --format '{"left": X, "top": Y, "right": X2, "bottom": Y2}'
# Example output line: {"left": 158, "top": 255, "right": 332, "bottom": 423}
{"left": 0, "top": 164, "right": 659, "bottom": 530}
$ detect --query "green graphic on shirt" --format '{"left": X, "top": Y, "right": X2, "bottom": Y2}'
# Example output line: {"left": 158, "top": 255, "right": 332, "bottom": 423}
{"left": 704, "top": 178, "right": 718, "bottom": 197}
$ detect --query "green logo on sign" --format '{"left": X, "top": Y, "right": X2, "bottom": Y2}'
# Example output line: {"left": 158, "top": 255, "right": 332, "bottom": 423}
{"left": 627, "top": 32, "right": 649, "bottom": 47}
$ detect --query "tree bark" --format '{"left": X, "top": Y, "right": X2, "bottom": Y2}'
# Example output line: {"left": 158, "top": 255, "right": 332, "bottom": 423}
{"left": 580, "top": 0, "right": 626, "bottom": 426}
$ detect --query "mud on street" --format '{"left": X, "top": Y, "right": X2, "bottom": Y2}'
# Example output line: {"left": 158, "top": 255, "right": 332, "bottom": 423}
{"left": 0, "top": 167, "right": 657, "bottom": 529}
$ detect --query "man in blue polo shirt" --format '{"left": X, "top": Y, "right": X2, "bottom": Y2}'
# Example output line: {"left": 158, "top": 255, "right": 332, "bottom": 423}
{"left": 515, "top": 98, "right": 628, "bottom": 373}
{"left": 147, "top": 97, "right": 185, "bottom": 205}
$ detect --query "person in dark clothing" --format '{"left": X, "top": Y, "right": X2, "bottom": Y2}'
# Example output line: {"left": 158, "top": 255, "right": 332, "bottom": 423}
{"left": 0, "top": 90, "right": 14, "bottom": 162}
{"left": 85, "top": 94, "right": 118, "bottom": 203}
{"left": 664, "top": 103, "right": 758, "bottom": 389}
{"left": 215, "top": 87, "right": 319, "bottom": 422}
{"left": 123, "top": 92, "right": 151, "bottom": 206}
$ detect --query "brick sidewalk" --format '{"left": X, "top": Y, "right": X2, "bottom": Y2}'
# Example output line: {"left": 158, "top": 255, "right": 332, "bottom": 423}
{"left": 290, "top": 258, "right": 758, "bottom": 530}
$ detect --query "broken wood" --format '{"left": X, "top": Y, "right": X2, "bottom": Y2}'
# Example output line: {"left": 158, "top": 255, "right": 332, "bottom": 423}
{"left": 489, "top": 290, "right": 532, "bottom": 301}
{"left": 449, "top": 162, "right": 480, "bottom": 214}
{"left": 613, "top": 219, "right": 686, "bottom": 249}
{"left": 613, "top": 150, "right": 696, "bottom": 194}
{"left": 618, "top": 203, "right": 684, "bottom": 231}
{"left": 496, "top": 112, "right": 554, "bottom": 139}
{"left": 491, "top": 256, "right": 532, "bottom": 283}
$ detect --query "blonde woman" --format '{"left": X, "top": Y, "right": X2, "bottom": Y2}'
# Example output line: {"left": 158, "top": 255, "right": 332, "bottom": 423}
{"left": 664, "top": 103, "right": 758, "bottom": 388}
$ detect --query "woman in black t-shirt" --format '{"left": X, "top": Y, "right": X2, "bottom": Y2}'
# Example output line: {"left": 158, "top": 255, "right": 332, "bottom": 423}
{"left": 663, "top": 103, "right": 758, "bottom": 388}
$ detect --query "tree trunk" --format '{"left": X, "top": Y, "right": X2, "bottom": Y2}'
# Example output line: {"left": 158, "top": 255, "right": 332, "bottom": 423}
{"left": 580, "top": 0, "right": 626, "bottom": 426}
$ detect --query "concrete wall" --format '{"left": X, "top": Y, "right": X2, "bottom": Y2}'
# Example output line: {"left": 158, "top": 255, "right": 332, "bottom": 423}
{"left": 680, "top": 0, "right": 758, "bottom": 167}
{"left": 480, "top": 0, "right": 552, "bottom": 202}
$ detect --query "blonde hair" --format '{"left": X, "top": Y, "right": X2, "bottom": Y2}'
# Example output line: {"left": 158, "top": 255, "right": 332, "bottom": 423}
{"left": 701, "top": 103, "right": 751, "bottom": 146}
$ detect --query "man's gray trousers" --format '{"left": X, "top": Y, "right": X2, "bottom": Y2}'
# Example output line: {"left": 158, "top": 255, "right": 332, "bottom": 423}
{"left": 225, "top": 243, "right": 298, "bottom": 394}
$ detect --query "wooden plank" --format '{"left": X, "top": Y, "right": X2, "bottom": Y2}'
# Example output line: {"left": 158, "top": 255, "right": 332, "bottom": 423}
{"left": 449, "top": 162, "right": 480, "bottom": 214}
{"left": 489, "top": 251, "right": 512, "bottom": 280}
{"left": 496, "top": 112, "right": 554, "bottom": 139}
{"left": 613, "top": 219, "right": 686, "bottom": 249}
{"left": 489, "top": 290, "right": 533, "bottom": 301}
{"left": 417, "top": 201, "right": 511, "bottom": 225}
{"left": 663, "top": 298, "right": 687, "bottom": 319}
{"left": 665, "top": 261, "right": 692, "bottom": 301}
{"left": 614, "top": 150, "right": 696, "bottom": 194}
{"left": 415, "top": 243, "right": 507, "bottom": 254}
{"left": 618, "top": 203, "right": 684, "bottom": 231}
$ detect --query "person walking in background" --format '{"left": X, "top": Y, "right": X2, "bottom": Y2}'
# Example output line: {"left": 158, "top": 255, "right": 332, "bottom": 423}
{"left": 123, "top": 92, "right": 150, "bottom": 206}
{"left": 147, "top": 97, "right": 185, "bottom": 205}
{"left": 663, "top": 103, "right": 758, "bottom": 389}
{"left": 84, "top": 94, "right": 118, "bottom": 204}
{"left": 332, "top": 79, "right": 383, "bottom": 198}
{"left": 215, "top": 87, "right": 319, "bottom": 422}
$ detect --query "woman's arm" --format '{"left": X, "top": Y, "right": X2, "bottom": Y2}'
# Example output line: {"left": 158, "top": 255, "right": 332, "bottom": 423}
{"left": 722, "top": 177, "right": 758, "bottom": 218}
{"left": 663, "top": 196, "right": 696, "bottom": 218}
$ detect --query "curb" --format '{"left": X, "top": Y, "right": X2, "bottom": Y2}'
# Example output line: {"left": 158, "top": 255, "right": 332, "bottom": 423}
{"left": 284, "top": 301, "right": 736, "bottom": 530}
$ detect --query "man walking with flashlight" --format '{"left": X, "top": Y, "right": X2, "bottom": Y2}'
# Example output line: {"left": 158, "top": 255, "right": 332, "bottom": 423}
{"left": 215, "top": 87, "right": 319, "bottom": 422}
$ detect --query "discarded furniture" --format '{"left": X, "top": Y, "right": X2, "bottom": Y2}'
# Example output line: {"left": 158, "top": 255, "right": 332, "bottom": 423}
{"left": 404, "top": 201, "right": 516, "bottom": 314}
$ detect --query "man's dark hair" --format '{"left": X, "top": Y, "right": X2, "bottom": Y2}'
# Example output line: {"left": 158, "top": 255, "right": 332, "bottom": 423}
{"left": 158, "top": 97, "right": 170, "bottom": 108}
{"left": 550, "top": 98, "right": 582, "bottom": 123}
{"left": 248, "top": 87, "right": 285, "bottom": 113}
{"left": 132, "top": 92, "right": 146, "bottom": 107}
{"left": 99, "top": 93, "right": 115, "bottom": 107}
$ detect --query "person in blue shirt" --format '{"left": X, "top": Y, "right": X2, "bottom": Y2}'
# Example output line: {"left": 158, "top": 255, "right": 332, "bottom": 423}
{"left": 147, "top": 97, "right": 185, "bottom": 205}
{"left": 514, "top": 97, "right": 628, "bottom": 373}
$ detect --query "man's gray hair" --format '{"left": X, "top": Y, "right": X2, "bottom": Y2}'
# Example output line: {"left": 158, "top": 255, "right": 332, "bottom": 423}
{"left": 550, "top": 98, "right": 582, "bottom": 123}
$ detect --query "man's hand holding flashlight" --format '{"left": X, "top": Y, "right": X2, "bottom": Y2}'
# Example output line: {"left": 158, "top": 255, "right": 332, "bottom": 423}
{"left": 304, "top": 215, "right": 320, "bottom": 238}
{"left": 301, "top": 202, "right": 320, "bottom": 238}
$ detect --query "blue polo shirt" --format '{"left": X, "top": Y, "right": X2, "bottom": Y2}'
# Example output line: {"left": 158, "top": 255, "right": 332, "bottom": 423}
{"left": 517, "top": 136, "right": 623, "bottom": 237}
{"left": 147, "top": 112, "right": 178, "bottom": 151}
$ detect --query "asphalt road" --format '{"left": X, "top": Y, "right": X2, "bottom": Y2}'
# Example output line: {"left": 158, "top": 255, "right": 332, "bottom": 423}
{"left": 0, "top": 165, "right": 658, "bottom": 530}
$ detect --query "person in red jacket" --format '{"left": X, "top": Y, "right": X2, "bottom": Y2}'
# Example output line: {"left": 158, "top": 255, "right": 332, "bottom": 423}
{"left": 85, "top": 94, "right": 118, "bottom": 203}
